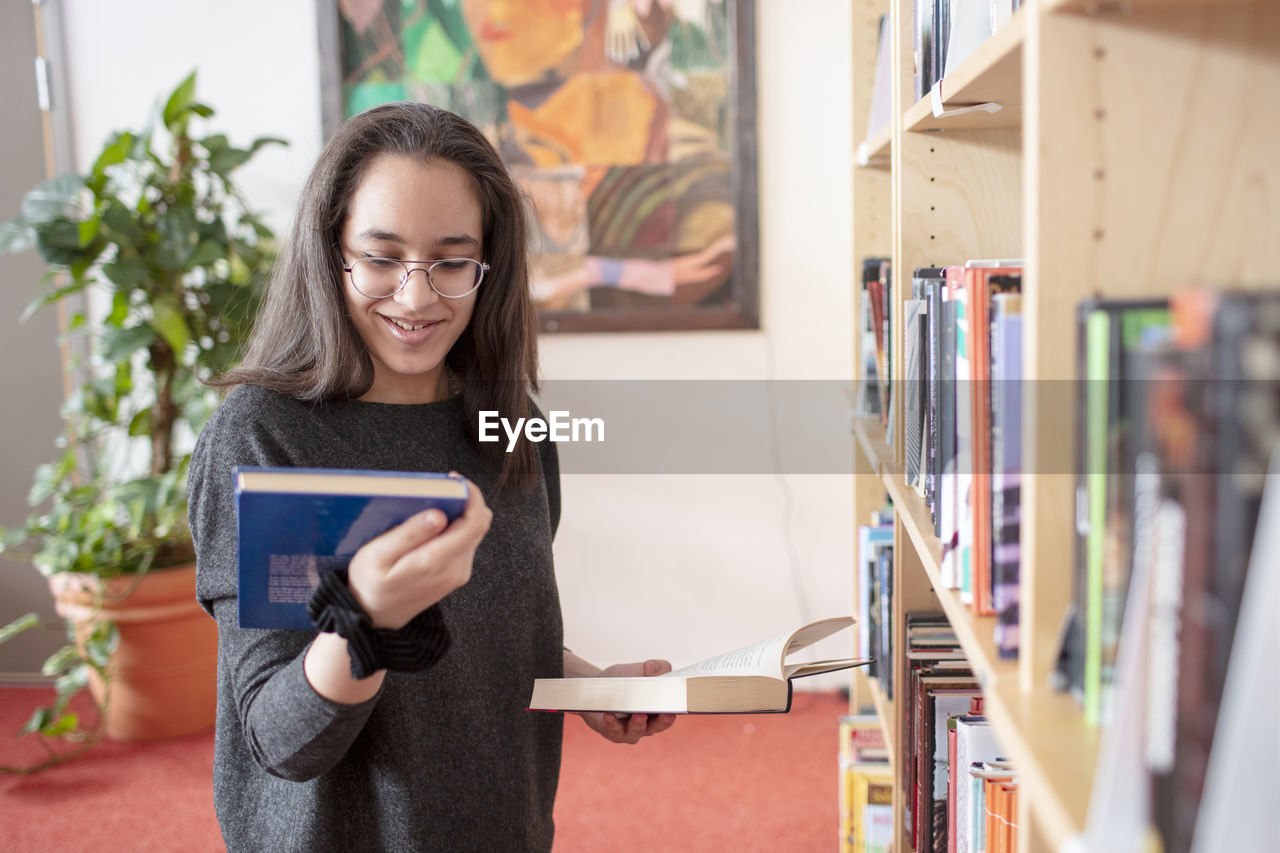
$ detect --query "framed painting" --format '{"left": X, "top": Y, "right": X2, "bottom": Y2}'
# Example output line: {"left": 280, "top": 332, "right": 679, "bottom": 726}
{"left": 317, "top": 0, "right": 758, "bottom": 332}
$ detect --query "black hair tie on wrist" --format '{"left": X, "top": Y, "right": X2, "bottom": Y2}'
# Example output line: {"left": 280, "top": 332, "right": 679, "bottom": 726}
{"left": 307, "top": 568, "right": 451, "bottom": 680}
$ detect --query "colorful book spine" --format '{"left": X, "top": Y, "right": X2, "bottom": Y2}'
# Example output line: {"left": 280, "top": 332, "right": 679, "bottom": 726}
{"left": 990, "top": 294, "right": 1023, "bottom": 658}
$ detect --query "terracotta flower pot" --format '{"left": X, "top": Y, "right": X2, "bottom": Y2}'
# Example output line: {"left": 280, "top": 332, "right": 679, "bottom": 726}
{"left": 48, "top": 564, "right": 217, "bottom": 741}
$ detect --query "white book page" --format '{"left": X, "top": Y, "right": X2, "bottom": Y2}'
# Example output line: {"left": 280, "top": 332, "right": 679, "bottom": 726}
{"left": 669, "top": 617, "right": 856, "bottom": 679}
{"left": 669, "top": 631, "right": 791, "bottom": 678}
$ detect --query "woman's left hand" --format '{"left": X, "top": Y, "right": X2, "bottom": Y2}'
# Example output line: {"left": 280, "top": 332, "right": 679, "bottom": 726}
{"left": 578, "top": 659, "right": 678, "bottom": 745}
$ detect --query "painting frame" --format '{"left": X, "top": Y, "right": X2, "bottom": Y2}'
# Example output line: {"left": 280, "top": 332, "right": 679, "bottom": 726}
{"left": 316, "top": 0, "right": 759, "bottom": 333}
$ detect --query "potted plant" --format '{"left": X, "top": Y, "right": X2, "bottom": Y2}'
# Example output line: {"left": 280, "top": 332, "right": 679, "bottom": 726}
{"left": 0, "top": 71, "right": 283, "bottom": 766}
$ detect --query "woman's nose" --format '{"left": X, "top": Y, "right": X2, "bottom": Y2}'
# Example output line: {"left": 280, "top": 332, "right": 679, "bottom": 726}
{"left": 394, "top": 267, "right": 440, "bottom": 311}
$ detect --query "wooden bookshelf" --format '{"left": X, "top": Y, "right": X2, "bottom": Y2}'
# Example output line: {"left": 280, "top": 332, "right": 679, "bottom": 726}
{"left": 848, "top": 0, "right": 1280, "bottom": 850}
{"left": 902, "top": 6, "right": 1026, "bottom": 133}
{"left": 852, "top": 417, "right": 893, "bottom": 479}
{"left": 856, "top": 126, "right": 892, "bottom": 169}
{"left": 868, "top": 677, "right": 896, "bottom": 760}
{"left": 982, "top": 679, "right": 1100, "bottom": 847}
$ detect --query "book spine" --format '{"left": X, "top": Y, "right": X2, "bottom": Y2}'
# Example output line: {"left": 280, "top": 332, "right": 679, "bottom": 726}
{"left": 906, "top": 297, "right": 927, "bottom": 490}
{"left": 990, "top": 299, "right": 1022, "bottom": 659}
{"left": 928, "top": 279, "right": 944, "bottom": 529}
{"left": 953, "top": 285, "right": 972, "bottom": 596}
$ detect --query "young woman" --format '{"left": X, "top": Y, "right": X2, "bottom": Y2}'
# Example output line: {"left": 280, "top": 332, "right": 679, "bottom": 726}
{"left": 189, "top": 102, "right": 674, "bottom": 852}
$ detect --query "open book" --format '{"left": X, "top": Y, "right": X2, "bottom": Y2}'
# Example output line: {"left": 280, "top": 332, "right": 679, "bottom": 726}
{"left": 528, "top": 617, "right": 870, "bottom": 714}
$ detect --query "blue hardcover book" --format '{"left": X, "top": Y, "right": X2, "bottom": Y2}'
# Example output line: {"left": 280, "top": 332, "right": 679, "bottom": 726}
{"left": 235, "top": 467, "right": 469, "bottom": 630}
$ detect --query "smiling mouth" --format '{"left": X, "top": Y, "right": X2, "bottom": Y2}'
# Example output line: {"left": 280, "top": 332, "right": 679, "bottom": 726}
{"left": 386, "top": 317, "right": 436, "bottom": 332}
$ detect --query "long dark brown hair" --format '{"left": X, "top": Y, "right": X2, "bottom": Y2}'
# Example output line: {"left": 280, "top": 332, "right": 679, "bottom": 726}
{"left": 217, "top": 102, "right": 541, "bottom": 490}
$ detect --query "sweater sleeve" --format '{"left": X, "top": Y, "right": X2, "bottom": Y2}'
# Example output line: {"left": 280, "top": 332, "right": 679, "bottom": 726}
{"left": 189, "top": 387, "right": 382, "bottom": 782}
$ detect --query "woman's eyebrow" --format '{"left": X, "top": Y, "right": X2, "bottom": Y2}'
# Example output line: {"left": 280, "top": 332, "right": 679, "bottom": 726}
{"left": 436, "top": 234, "right": 481, "bottom": 250}
{"left": 356, "top": 228, "right": 406, "bottom": 245}
{"left": 355, "top": 229, "right": 480, "bottom": 251}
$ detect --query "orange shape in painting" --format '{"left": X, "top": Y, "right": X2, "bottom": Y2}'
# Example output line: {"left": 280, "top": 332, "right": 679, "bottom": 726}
{"left": 508, "top": 72, "right": 659, "bottom": 167}
{"left": 463, "top": 0, "right": 584, "bottom": 87}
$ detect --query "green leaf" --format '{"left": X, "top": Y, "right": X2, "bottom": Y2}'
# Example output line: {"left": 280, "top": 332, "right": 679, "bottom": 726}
{"left": 249, "top": 136, "right": 288, "bottom": 153}
{"left": 152, "top": 298, "right": 190, "bottom": 354}
{"left": 55, "top": 666, "right": 89, "bottom": 697}
{"left": 34, "top": 219, "right": 96, "bottom": 267}
{"left": 85, "top": 621, "right": 117, "bottom": 667}
{"left": 20, "top": 174, "right": 84, "bottom": 224}
{"left": 23, "top": 277, "right": 77, "bottom": 321}
{"left": 155, "top": 208, "right": 199, "bottom": 269}
{"left": 107, "top": 289, "right": 130, "bottom": 325}
{"left": 77, "top": 215, "right": 100, "bottom": 248}
{"left": 200, "top": 133, "right": 229, "bottom": 154}
{"left": 102, "top": 257, "right": 150, "bottom": 288}
{"left": 42, "top": 645, "right": 81, "bottom": 677}
{"left": 28, "top": 459, "right": 68, "bottom": 505}
{"left": 209, "top": 146, "right": 252, "bottom": 176}
{"left": 90, "top": 132, "right": 135, "bottom": 189}
{"left": 187, "top": 239, "right": 225, "bottom": 267}
{"left": 100, "top": 199, "right": 146, "bottom": 246}
{"left": 0, "top": 220, "right": 36, "bottom": 254}
{"left": 21, "top": 707, "right": 52, "bottom": 736}
{"left": 162, "top": 71, "right": 198, "bottom": 131}
{"left": 40, "top": 711, "right": 79, "bottom": 737}
{"left": 0, "top": 613, "right": 39, "bottom": 645}
{"left": 127, "top": 409, "right": 152, "bottom": 438}
{"left": 100, "top": 324, "right": 156, "bottom": 363}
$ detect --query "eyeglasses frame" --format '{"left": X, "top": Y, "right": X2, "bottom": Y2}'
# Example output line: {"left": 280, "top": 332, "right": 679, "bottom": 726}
{"left": 338, "top": 251, "right": 489, "bottom": 300}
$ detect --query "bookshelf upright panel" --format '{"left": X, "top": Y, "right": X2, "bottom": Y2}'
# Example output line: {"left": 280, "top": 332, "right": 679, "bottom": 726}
{"left": 849, "top": 0, "right": 892, "bottom": 715}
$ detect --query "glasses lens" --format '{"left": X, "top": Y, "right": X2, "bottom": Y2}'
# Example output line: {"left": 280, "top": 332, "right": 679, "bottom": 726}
{"left": 429, "top": 259, "right": 484, "bottom": 297}
{"left": 350, "top": 258, "right": 406, "bottom": 298}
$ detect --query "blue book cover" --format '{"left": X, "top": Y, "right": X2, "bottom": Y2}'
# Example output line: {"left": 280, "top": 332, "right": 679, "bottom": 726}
{"left": 235, "top": 467, "right": 468, "bottom": 630}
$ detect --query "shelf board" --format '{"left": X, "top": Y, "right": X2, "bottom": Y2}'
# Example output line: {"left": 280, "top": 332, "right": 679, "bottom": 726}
{"left": 880, "top": 466, "right": 1015, "bottom": 690}
{"left": 856, "top": 125, "right": 892, "bottom": 169}
{"left": 852, "top": 416, "right": 895, "bottom": 478}
{"left": 984, "top": 679, "right": 1100, "bottom": 848}
{"left": 868, "top": 677, "right": 896, "bottom": 761}
{"left": 904, "top": 7, "right": 1026, "bottom": 133}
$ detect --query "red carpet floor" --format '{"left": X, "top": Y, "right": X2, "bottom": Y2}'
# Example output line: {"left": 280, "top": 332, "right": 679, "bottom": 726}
{"left": 0, "top": 686, "right": 847, "bottom": 851}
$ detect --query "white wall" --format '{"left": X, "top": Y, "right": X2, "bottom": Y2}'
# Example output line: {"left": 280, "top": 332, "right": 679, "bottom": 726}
{"left": 59, "top": 0, "right": 322, "bottom": 234}
{"left": 56, "top": 0, "right": 856, "bottom": 682}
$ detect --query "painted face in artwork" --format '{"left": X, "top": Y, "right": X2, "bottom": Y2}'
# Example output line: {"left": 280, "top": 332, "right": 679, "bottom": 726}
{"left": 462, "top": 0, "right": 584, "bottom": 87}
{"left": 338, "top": 154, "right": 483, "bottom": 404}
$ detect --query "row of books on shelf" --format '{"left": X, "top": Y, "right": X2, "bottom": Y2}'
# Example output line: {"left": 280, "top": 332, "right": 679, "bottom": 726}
{"left": 899, "top": 612, "right": 1017, "bottom": 853}
{"left": 839, "top": 715, "right": 892, "bottom": 853}
{"left": 856, "top": 275, "right": 1280, "bottom": 853}
{"left": 856, "top": 506, "right": 895, "bottom": 694}
{"left": 909, "top": 613, "right": 1019, "bottom": 853}
{"left": 840, "top": 691, "right": 1019, "bottom": 853}
{"left": 1059, "top": 290, "right": 1280, "bottom": 853}
{"left": 857, "top": 256, "right": 1025, "bottom": 660}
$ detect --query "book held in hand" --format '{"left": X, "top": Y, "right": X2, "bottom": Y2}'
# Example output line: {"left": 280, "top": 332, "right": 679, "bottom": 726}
{"left": 527, "top": 617, "right": 870, "bottom": 714}
{"left": 235, "top": 467, "right": 469, "bottom": 630}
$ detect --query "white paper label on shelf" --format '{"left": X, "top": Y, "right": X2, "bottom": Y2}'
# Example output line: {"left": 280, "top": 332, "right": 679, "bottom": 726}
{"left": 930, "top": 83, "right": 1003, "bottom": 119}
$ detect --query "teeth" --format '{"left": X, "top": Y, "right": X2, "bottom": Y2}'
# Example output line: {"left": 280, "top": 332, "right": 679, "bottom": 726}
{"left": 390, "top": 318, "right": 431, "bottom": 331}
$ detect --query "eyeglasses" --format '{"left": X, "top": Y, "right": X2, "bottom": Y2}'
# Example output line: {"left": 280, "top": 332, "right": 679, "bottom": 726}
{"left": 341, "top": 255, "right": 489, "bottom": 300}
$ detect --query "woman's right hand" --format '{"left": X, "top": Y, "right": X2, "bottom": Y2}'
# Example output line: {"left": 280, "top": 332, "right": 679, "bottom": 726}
{"left": 345, "top": 481, "right": 492, "bottom": 629}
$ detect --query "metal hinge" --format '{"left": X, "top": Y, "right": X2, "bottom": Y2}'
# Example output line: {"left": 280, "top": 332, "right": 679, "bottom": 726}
{"left": 34, "top": 55, "right": 51, "bottom": 112}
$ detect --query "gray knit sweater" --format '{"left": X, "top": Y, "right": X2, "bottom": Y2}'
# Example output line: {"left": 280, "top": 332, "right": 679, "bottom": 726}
{"left": 188, "top": 384, "right": 564, "bottom": 852}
